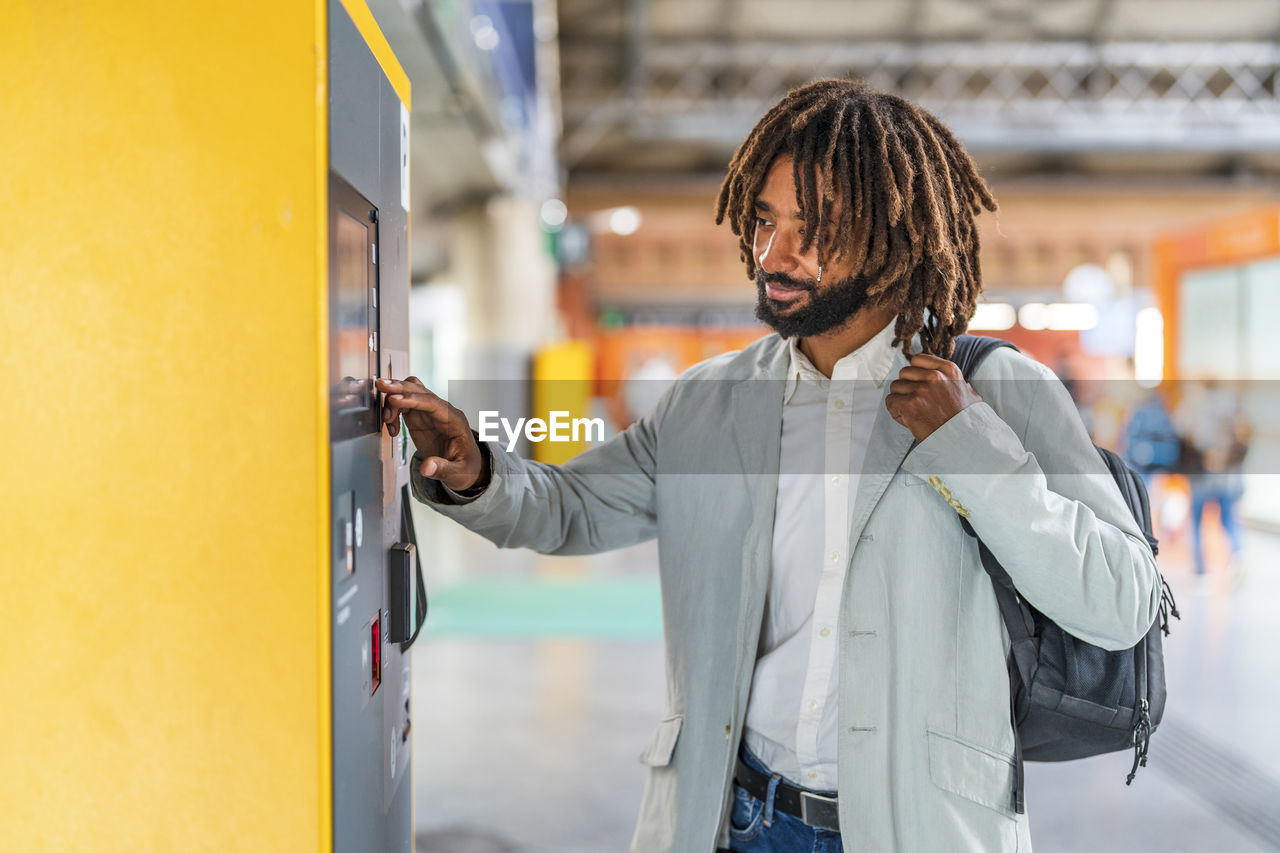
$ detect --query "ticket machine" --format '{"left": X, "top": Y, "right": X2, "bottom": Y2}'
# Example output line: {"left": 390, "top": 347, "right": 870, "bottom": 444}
{"left": 328, "top": 3, "right": 421, "bottom": 851}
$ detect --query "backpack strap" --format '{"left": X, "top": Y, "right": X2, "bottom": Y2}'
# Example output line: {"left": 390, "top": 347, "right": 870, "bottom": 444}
{"left": 950, "top": 333, "right": 1018, "bottom": 383}
{"left": 1097, "top": 445, "right": 1160, "bottom": 557}
{"left": 949, "top": 334, "right": 1032, "bottom": 813}
{"left": 947, "top": 333, "right": 1022, "bottom": 606}
{"left": 904, "top": 334, "right": 1019, "bottom": 455}
{"left": 976, "top": 538, "right": 1036, "bottom": 815}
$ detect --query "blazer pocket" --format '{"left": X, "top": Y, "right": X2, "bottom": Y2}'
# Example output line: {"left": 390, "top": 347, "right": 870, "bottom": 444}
{"left": 638, "top": 714, "right": 684, "bottom": 767}
{"left": 926, "top": 729, "right": 1017, "bottom": 818}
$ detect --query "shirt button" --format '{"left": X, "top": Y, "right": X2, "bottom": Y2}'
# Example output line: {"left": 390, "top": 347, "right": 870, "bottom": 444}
{"left": 831, "top": 475, "right": 842, "bottom": 485}
{"left": 808, "top": 771, "right": 818, "bottom": 781}
{"left": 830, "top": 551, "right": 840, "bottom": 563}
{"left": 808, "top": 699, "right": 819, "bottom": 711}
{"left": 819, "top": 626, "right": 831, "bottom": 638}
{"left": 725, "top": 725, "right": 731, "bottom": 740}
{"left": 833, "top": 399, "right": 846, "bottom": 409}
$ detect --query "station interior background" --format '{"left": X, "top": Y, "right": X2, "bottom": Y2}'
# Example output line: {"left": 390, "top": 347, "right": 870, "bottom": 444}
{"left": 369, "top": 1, "right": 1280, "bottom": 849}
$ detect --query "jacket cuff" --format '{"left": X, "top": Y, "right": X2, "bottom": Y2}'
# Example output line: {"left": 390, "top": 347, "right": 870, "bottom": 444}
{"left": 409, "top": 440, "right": 500, "bottom": 509}
{"left": 899, "top": 400, "right": 1049, "bottom": 526}
{"left": 901, "top": 401, "right": 1031, "bottom": 480}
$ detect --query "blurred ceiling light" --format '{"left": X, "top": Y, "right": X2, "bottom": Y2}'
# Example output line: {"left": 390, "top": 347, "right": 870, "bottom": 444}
{"left": 1134, "top": 307, "right": 1165, "bottom": 388}
{"left": 1018, "top": 300, "right": 1100, "bottom": 330}
{"left": 470, "top": 15, "right": 500, "bottom": 51}
{"left": 607, "top": 206, "right": 641, "bottom": 236}
{"left": 969, "top": 303, "right": 1016, "bottom": 331}
{"left": 540, "top": 198, "right": 568, "bottom": 229}
{"left": 1045, "top": 303, "right": 1100, "bottom": 331}
{"left": 1017, "top": 302, "right": 1099, "bottom": 331}
{"left": 1018, "top": 303, "right": 1048, "bottom": 330}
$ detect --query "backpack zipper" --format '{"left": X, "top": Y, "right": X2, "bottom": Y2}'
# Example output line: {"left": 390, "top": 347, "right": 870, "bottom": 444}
{"left": 1126, "top": 644, "right": 1153, "bottom": 785}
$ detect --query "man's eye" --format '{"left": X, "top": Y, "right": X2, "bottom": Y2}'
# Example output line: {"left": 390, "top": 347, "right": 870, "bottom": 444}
{"left": 754, "top": 217, "right": 772, "bottom": 228}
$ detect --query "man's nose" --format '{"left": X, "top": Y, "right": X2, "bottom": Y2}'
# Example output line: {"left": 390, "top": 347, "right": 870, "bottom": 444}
{"left": 757, "top": 228, "right": 803, "bottom": 274}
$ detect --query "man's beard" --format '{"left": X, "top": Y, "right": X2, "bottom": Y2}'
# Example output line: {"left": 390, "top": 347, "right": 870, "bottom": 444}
{"left": 754, "top": 269, "right": 874, "bottom": 338}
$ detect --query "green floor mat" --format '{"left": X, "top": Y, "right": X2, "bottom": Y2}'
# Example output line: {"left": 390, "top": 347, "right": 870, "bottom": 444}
{"left": 423, "top": 576, "right": 662, "bottom": 639}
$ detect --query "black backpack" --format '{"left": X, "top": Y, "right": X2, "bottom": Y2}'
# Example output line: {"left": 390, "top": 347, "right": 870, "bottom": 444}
{"left": 949, "top": 335, "right": 1180, "bottom": 815}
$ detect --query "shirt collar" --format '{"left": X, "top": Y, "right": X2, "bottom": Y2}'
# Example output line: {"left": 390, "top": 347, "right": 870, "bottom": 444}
{"left": 783, "top": 320, "right": 899, "bottom": 404}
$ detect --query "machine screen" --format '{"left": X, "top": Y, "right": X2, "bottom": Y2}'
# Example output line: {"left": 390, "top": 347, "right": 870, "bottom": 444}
{"left": 333, "top": 210, "right": 372, "bottom": 416}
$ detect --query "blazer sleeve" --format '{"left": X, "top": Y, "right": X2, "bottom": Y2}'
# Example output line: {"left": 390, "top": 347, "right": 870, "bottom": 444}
{"left": 900, "top": 352, "right": 1161, "bottom": 651}
{"left": 408, "top": 395, "right": 666, "bottom": 557}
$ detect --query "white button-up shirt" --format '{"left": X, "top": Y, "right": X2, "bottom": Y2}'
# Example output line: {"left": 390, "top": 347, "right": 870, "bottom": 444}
{"left": 743, "top": 320, "right": 898, "bottom": 789}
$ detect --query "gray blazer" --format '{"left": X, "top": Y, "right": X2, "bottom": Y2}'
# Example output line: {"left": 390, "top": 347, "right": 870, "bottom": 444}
{"left": 412, "top": 333, "right": 1160, "bottom": 852}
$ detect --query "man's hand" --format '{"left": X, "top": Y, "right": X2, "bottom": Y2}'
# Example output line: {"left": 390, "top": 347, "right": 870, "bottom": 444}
{"left": 375, "top": 376, "right": 489, "bottom": 492}
{"left": 885, "top": 353, "right": 982, "bottom": 443}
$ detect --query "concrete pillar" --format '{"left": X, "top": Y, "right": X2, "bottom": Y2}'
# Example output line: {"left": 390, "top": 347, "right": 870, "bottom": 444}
{"left": 445, "top": 194, "right": 559, "bottom": 449}
{"left": 450, "top": 194, "right": 559, "bottom": 370}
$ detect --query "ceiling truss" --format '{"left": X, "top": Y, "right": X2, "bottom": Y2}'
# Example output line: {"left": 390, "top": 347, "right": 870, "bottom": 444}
{"left": 562, "top": 39, "right": 1280, "bottom": 168}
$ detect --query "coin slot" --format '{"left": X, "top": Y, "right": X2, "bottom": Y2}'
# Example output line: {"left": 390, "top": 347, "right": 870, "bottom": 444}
{"left": 370, "top": 617, "right": 381, "bottom": 695}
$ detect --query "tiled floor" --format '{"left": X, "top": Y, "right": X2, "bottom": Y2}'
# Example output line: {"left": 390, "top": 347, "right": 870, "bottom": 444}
{"left": 410, "top": 494, "right": 1280, "bottom": 852}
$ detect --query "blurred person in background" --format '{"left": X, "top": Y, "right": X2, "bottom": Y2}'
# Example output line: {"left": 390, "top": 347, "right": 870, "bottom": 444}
{"left": 1119, "top": 388, "right": 1181, "bottom": 523}
{"left": 1175, "top": 379, "right": 1252, "bottom": 580}
{"left": 378, "top": 78, "right": 1158, "bottom": 853}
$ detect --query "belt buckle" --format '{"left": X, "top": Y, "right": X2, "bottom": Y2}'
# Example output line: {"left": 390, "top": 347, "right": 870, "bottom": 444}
{"left": 798, "top": 790, "right": 839, "bottom": 829}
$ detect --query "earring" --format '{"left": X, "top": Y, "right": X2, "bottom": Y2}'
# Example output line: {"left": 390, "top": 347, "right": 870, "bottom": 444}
{"left": 816, "top": 264, "right": 823, "bottom": 284}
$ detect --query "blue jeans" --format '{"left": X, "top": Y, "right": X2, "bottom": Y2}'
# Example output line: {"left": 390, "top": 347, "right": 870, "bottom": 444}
{"left": 1189, "top": 476, "right": 1243, "bottom": 575}
{"left": 726, "top": 745, "right": 843, "bottom": 853}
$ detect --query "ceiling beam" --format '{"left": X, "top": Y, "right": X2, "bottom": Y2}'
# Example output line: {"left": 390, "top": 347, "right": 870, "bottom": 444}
{"left": 1088, "top": 0, "right": 1118, "bottom": 42}
{"left": 559, "top": 39, "right": 1280, "bottom": 158}
{"left": 624, "top": 0, "right": 651, "bottom": 101}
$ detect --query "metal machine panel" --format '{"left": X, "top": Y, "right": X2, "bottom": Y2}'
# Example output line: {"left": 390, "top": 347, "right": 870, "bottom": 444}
{"left": 330, "top": 7, "right": 382, "bottom": 203}
{"left": 329, "top": 2, "right": 414, "bottom": 852}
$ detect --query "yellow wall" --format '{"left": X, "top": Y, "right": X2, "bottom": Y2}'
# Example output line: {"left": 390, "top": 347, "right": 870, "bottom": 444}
{"left": 531, "top": 341, "right": 597, "bottom": 464}
{"left": 0, "top": 2, "right": 331, "bottom": 849}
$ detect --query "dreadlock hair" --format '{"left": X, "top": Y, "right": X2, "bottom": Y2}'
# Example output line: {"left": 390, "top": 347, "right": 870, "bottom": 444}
{"left": 714, "top": 78, "right": 998, "bottom": 358}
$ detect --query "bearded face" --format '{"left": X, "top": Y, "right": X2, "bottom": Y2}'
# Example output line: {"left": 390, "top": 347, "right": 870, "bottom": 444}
{"left": 753, "top": 267, "right": 874, "bottom": 339}
{"left": 748, "top": 155, "right": 884, "bottom": 340}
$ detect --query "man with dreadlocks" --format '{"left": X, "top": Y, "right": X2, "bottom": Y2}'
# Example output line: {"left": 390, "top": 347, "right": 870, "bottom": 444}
{"left": 383, "top": 78, "right": 1159, "bottom": 852}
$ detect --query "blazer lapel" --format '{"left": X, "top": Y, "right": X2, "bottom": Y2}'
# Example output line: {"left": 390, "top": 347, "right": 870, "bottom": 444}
{"left": 729, "top": 340, "right": 786, "bottom": 526}
{"left": 848, "top": 343, "right": 918, "bottom": 545}
{"left": 730, "top": 381, "right": 781, "bottom": 490}
{"left": 728, "top": 340, "right": 787, "bottom": 682}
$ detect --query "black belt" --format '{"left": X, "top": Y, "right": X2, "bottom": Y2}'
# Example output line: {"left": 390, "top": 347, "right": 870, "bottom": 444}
{"left": 734, "top": 756, "right": 840, "bottom": 832}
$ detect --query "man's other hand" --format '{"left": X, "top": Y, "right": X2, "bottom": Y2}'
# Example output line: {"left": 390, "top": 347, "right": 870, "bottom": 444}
{"left": 375, "top": 377, "right": 489, "bottom": 492}
{"left": 885, "top": 353, "right": 983, "bottom": 443}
